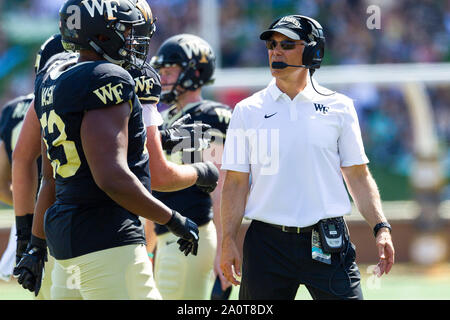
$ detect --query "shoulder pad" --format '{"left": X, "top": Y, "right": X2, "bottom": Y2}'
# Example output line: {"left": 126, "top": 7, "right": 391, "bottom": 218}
{"left": 190, "top": 100, "right": 232, "bottom": 135}
{"left": 128, "top": 65, "right": 161, "bottom": 104}
{"left": 85, "top": 62, "right": 136, "bottom": 110}
{"left": 1, "top": 93, "right": 34, "bottom": 110}
{"left": 37, "top": 52, "right": 78, "bottom": 78}
{"left": 194, "top": 100, "right": 231, "bottom": 114}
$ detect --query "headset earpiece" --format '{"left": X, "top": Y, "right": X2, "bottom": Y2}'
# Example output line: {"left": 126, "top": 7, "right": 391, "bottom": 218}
{"left": 294, "top": 15, "right": 325, "bottom": 70}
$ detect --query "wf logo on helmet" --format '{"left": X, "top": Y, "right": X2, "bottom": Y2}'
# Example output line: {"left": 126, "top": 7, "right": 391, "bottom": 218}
{"left": 82, "top": 0, "right": 120, "bottom": 19}
{"left": 179, "top": 37, "right": 213, "bottom": 63}
{"left": 65, "top": 0, "right": 120, "bottom": 30}
{"left": 135, "top": 0, "right": 152, "bottom": 22}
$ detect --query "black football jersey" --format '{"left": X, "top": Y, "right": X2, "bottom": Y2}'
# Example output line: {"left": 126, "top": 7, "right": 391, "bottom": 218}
{"left": 0, "top": 93, "right": 34, "bottom": 162}
{"left": 153, "top": 100, "right": 232, "bottom": 235}
{"left": 128, "top": 65, "right": 161, "bottom": 104}
{"left": 34, "top": 57, "right": 149, "bottom": 259}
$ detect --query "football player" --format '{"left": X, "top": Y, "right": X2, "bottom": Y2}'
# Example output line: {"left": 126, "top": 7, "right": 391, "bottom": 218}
{"left": 149, "top": 34, "right": 233, "bottom": 299}
{"left": 0, "top": 94, "right": 34, "bottom": 282}
{"left": 12, "top": 42, "right": 216, "bottom": 299}
{"left": 12, "top": 0, "right": 205, "bottom": 300}
{"left": 0, "top": 34, "right": 65, "bottom": 298}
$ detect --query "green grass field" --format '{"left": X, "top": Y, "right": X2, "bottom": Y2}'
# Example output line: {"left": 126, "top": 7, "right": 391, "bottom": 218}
{"left": 1, "top": 263, "right": 450, "bottom": 300}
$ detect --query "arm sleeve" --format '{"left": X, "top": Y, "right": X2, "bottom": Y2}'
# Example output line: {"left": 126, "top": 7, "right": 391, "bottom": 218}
{"left": 142, "top": 103, "right": 163, "bottom": 127}
{"left": 338, "top": 100, "right": 370, "bottom": 167}
{"left": 221, "top": 104, "right": 250, "bottom": 173}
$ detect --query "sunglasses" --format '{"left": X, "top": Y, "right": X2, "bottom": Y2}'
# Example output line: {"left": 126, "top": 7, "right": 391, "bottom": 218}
{"left": 265, "top": 39, "right": 304, "bottom": 50}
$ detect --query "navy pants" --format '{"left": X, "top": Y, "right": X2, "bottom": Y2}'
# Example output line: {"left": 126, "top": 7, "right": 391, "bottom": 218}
{"left": 239, "top": 220, "right": 363, "bottom": 300}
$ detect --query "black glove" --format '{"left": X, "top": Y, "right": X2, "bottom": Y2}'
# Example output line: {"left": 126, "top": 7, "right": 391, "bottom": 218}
{"left": 191, "top": 161, "right": 219, "bottom": 193}
{"left": 165, "top": 210, "right": 199, "bottom": 256}
{"left": 13, "top": 235, "right": 47, "bottom": 297}
{"left": 15, "top": 214, "right": 34, "bottom": 265}
{"left": 160, "top": 114, "right": 212, "bottom": 152}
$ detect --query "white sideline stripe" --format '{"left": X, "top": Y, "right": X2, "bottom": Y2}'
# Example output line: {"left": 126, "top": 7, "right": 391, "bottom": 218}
{"left": 209, "top": 63, "right": 450, "bottom": 89}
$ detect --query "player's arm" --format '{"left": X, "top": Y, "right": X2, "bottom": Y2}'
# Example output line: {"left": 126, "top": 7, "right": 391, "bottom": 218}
{"left": 203, "top": 141, "right": 230, "bottom": 290}
{"left": 33, "top": 137, "right": 55, "bottom": 240}
{"left": 341, "top": 164, "right": 395, "bottom": 276}
{"left": 220, "top": 169, "right": 249, "bottom": 286}
{"left": 0, "top": 140, "right": 12, "bottom": 206}
{"left": 147, "top": 124, "right": 218, "bottom": 192}
{"left": 146, "top": 125, "right": 198, "bottom": 191}
{"left": 11, "top": 101, "right": 41, "bottom": 263}
{"left": 144, "top": 219, "right": 157, "bottom": 263}
{"left": 13, "top": 137, "right": 53, "bottom": 296}
{"left": 12, "top": 103, "right": 40, "bottom": 216}
{"left": 81, "top": 101, "right": 198, "bottom": 254}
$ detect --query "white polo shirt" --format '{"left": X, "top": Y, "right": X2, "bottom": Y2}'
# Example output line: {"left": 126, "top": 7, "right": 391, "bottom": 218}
{"left": 221, "top": 76, "right": 369, "bottom": 228}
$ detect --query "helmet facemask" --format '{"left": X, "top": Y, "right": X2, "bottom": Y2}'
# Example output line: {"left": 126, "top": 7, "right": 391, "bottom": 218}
{"left": 59, "top": 0, "right": 154, "bottom": 70}
{"left": 121, "top": 24, "right": 152, "bottom": 70}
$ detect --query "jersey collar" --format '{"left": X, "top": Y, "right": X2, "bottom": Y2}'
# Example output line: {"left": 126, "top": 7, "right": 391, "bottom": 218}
{"left": 268, "top": 73, "right": 318, "bottom": 102}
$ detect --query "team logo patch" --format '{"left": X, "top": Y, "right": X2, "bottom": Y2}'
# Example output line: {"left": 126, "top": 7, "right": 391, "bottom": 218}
{"left": 134, "top": 76, "right": 155, "bottom": 96}
{"left": 314, "top": 103, "right": 329, "bottom": 114}
{"left": 276, "top": 16, "right": 302, "bottom": 29}
{"left": 93, "top": 82, "right": 125, "bottom": 104}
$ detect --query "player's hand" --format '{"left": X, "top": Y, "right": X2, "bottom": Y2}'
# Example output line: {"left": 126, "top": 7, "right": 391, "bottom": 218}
{"left": 16, "top": 239, "right": 30, "bottom": 265}
{"left": 15, "top": 214, "right": 34, "bottom": 265}
{"left": 374, "top": 229, "right": 394, "bottom": 277}
{"left": 165, "top": 210, "right": 199, "bottom": 256}
{"left": 160, "top": 114, "right": 211, "bottom": 152}
{"left": 191, "top": 161, "right": 219, "bottom": 193}
{"left": 220, "top": 237, "right": 241, "bottom": 286}
{"left": 13, "top": 236, "right": 47, "bottom": 296}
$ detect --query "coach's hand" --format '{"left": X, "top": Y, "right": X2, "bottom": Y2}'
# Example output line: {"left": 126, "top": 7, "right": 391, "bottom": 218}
{"left": 160, "top": 114, "right": 211, "bottom": 152}
{"left": 15, "top": 214, "right": 34, "bottom": 264}
{"left": 13, "top": 235, "right": 47, "bottom": 296}
{"left": 375, "top": 229, "right": 395, "bottom": 277}
{"left": 191, "top": 161, "right": 219, "bottom": 193}
{"left": 220, "top": 237, "right": 241, "bottom": 286}
{"left": 165, "top": 210, "right": 199, "bottom": 256}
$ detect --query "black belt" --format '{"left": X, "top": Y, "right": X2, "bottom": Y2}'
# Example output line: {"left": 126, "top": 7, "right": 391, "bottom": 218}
{"left": 256, "top": 220, "right": 316, "bottom": 234}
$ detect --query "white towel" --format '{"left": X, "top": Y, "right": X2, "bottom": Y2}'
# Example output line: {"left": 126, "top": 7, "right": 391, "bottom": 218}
{"left": 0, "top": 223, "right": 17, "bottom": 281}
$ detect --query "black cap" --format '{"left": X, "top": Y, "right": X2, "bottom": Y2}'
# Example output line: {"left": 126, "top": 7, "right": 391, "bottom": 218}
{"left": 260, "top": 15, "right": 310, "bottom": 41}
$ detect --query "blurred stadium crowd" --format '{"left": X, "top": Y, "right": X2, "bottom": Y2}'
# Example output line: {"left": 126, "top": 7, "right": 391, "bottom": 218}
{"left": 0, "top": 0, "right": 449, "bottom": 199}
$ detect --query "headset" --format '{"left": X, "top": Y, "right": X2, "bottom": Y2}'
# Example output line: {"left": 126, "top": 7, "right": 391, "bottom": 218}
{"left": 269, "top": 15, "right": 325, "bottom": 72}
{"left": 269, "top": 15, "right": 334, "bottom": 96}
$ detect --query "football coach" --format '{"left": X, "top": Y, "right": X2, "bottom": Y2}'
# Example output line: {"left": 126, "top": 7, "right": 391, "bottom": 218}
{"left": 219, "top": 14, "right": 395, "bottom": 300}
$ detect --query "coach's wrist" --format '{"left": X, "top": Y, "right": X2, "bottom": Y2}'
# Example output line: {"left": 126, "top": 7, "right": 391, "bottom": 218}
{"left": 373, "top": 222, "right": 391, "bottom": 238}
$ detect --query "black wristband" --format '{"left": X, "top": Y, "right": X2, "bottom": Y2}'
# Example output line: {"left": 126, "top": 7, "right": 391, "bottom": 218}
{"left": 373, "top": 222, "right": 391, "bottom": 237}
{"left": 15, "top": 214, "right": 34, "bottom": 240}
{"left": 30, "top": 235, "right": 47, "bottom": 250}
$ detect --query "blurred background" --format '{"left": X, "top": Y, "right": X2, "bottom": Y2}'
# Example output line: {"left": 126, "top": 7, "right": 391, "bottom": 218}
{"left": 0, "top": 0, "right": 449, "bottom": 299}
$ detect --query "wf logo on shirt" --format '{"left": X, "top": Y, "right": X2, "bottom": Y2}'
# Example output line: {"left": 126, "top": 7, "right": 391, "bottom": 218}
{"left": 93, "top": 83, "right": 125, "bottom": 105}
{"left": 314, "top": 103, "right": 329, "bottom": 114}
